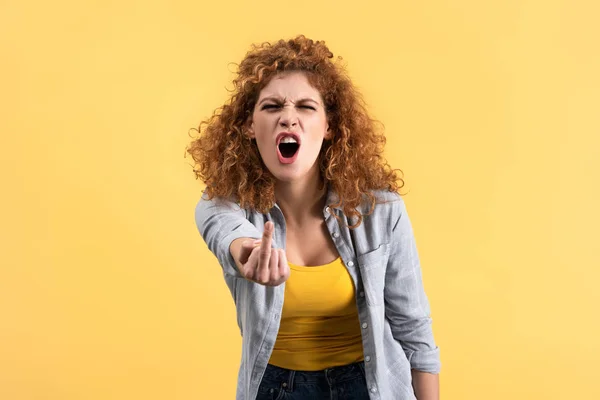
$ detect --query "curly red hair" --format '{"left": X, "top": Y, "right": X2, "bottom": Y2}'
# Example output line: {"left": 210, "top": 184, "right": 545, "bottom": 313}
{"left": 186, "top": 35, "right": 405, "bottom": 228}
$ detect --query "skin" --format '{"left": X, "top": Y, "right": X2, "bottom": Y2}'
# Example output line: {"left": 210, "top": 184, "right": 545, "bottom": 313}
{"left": 412, "top": 371, "right": 440, "bottom": 400}
{"left": 228, "top": 70, "right": 439, "bottom": 399}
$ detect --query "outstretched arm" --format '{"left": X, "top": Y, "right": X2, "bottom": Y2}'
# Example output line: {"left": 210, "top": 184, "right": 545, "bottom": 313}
{"left": 194, "top": 190, "right": 263, "bottom": 278}
{"left": 194, "top": 190, "right": 289, "bottom": 285}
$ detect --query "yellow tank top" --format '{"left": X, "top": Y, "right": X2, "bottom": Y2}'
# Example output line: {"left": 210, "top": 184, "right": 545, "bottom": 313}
{"left": 268, "top": 257, "right": 364, "bottom": 371}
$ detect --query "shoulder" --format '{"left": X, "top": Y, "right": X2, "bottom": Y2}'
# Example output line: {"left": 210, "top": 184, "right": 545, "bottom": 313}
{"left": 365, "top": 189, "right": 404, "bottom": 218}
{"left": 347, "top": 189, "right": 404, "bottom": 233}
{"left": 372, "top": 188, "right": 403, "bottom": 204}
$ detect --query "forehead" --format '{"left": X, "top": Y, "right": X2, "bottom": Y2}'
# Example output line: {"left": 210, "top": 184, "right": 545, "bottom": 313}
{"left": 258, "top": 71, "right": 322, "bottom": 101}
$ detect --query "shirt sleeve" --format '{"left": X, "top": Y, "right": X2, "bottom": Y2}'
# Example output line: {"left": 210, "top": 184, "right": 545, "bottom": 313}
{"left": 384, "top": 194, "right": 441, "bottom": 374}
{"left": 194, "top": 189, "right": 264, "bottom": 278}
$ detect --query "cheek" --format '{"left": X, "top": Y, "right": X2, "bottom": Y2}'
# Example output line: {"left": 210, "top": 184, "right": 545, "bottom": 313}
{"left": 306, "top": 117, "right": 328, "bottom": 137}
{"left": 253, "top": 117, "right": 275, "bottom": 137}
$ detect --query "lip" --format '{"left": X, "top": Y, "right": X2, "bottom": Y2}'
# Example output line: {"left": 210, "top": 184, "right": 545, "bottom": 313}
{"left": 276, "top": 132, "right": 301, "bottom": 145}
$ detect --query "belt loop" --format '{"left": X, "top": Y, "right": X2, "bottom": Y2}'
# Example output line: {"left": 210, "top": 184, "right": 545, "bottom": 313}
{"left": 286, "top": 370, "right": 295, "bottom": 392}
{"left": 324, "top": 367, "right": 333, "bottom": 386}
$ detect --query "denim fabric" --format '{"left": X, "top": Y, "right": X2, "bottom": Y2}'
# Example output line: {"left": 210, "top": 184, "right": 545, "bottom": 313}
{"left": 256, "top": 362, "right": 370, "bottom": 400}
{"left": 194, "top": 186, "right": 441, "bottom": 400}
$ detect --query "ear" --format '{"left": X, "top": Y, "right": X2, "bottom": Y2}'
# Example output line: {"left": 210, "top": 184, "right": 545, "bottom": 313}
{"left": 324, "top": 123, "right": 332, "bottom": 140}
{"left": 245, "top": 118, "right": 255, "bottom": 139}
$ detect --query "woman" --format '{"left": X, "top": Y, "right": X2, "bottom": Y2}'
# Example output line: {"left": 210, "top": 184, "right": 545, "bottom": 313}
{"left": 188, "top": 35, "right": 440, "bottom": 400}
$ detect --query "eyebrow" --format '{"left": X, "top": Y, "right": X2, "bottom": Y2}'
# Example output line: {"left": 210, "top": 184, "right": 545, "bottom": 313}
{"left": 258, "top": 96, "right": 321, "bottom": 106}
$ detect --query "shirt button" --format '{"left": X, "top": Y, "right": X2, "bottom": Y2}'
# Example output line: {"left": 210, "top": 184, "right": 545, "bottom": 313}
{"left": 282, "top": 382, "right": 287, "bottom": 388}
{"left": 333, "top": 232, "right": 339, "bottom": 238}
{"left": 365, "top": 355, "right": 371, "bottom": 362}
{"left": 347, "top": 261, "right": 354, "bottom": 267}
{"left": 359, "top": 291, "right": 365, "bottom": 297}
{"left": 370, "top": 387, "right": 377, "bottom": 393}
{"left": 362, "top": 322, "right": 368, "bottom": 329}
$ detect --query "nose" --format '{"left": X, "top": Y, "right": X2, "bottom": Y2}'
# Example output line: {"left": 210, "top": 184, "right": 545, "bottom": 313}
{"left": 278, "top": 107, "right": 298, "bottom": 129}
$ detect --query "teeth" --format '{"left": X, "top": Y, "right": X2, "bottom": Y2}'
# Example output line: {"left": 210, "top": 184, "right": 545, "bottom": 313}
{"left": 280, "top": 136, "right": 298, "bottom": 144}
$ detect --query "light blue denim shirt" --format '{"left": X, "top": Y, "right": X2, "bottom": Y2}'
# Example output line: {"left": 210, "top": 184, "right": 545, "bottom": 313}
{"left": 194, "top": 186, "right": 440, "bottom": 400}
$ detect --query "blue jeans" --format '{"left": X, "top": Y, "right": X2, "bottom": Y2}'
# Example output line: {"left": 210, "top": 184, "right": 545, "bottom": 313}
{"left": 256, "top": 362, "right": 370, "bottom": 400}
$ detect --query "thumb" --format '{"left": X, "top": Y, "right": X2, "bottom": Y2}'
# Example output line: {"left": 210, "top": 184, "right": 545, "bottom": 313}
{"left": 239, "top": 239, "right": 262, "bottom": 264}
{"left": 239, "top": 240, "right": 254, "bottom": 264}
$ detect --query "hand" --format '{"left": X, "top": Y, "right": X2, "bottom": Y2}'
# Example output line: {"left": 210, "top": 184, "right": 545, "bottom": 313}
{"left": 237, "top": 221, "right": 290, "bottom": 286}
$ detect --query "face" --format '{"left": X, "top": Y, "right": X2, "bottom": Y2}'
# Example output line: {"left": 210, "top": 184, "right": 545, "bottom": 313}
{"left": 248, "top": 71, "right": 330, "bottom": 184}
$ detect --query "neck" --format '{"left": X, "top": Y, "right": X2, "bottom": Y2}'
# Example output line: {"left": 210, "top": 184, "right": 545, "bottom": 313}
{"left": 274, "top": 171, "right": 328, "bottom": 228}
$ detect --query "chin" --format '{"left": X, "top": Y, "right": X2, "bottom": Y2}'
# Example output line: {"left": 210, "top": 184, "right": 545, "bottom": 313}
{"left": 266, "top": 165, "right": 307, "bottom": 183}
{"left": 271, "top": 171, "right": 304, "bottom": 183}
{"left": 263, "top": 155, "right": 320, "bottom": 184}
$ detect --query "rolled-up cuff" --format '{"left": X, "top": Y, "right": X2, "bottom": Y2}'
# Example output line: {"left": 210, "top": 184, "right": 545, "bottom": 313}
{"left": 405, "top": 347, "right": 441, "bottom": 374}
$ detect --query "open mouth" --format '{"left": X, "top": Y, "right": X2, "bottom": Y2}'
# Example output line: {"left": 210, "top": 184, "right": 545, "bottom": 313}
{"left": 278, "top": 142, "right": 300, "bottom": 158}
{"left": 276, "top": 134, "right": 301, "bottom": 164}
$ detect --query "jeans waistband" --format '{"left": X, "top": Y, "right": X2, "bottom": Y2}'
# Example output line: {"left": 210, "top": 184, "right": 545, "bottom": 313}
{"left": 263, "top": 361, "right": 366, "bottom": 387}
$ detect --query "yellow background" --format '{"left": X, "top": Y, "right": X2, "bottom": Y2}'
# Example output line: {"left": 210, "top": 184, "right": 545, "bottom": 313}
{"left": 2, "top": 0, "right": 599, "bottom": 399}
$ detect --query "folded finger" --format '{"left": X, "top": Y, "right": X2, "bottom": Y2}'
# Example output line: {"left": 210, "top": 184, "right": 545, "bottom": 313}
{"left": 278, "top": 249, "right": 290, "bottom": 281}
{"left": 269, "top": 248, "right": 279, "bottom": 283}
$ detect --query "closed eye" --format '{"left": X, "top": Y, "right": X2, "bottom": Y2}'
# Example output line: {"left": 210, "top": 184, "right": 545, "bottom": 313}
{"left": 261, "top": 104, "right": 280, "bottom": 110}
{"left": 260, "top": 103, "right": 316, "bottom": 111}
